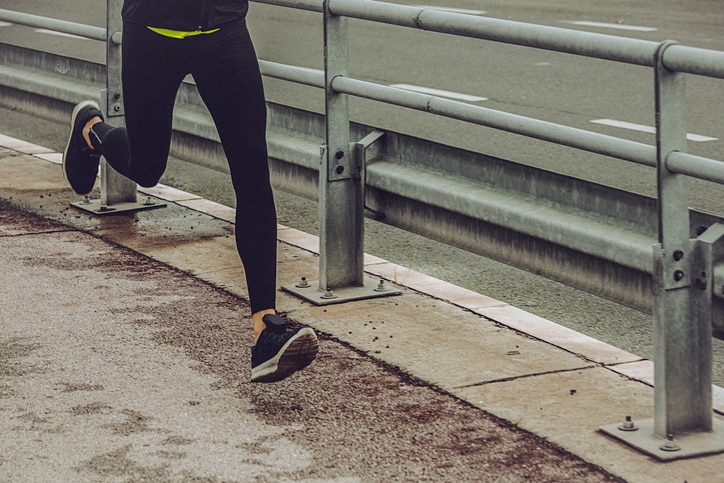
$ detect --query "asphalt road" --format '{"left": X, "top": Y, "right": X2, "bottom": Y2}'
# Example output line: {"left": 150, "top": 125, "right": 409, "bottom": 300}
{"left": 1, "top": 0, "right": 723, "bottom": 385}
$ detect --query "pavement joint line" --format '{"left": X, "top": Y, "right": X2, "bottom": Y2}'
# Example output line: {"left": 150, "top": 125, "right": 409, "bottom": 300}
{"left": 452, "top": 364, "right": 601, "bottom": 389}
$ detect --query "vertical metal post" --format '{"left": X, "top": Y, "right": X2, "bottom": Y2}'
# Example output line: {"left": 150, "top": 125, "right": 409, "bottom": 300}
{"left": 319, "top": 0, "right": 364, "bottom": 291}
{"left": 652, "top": 40, "right": 712, "bottom": 438}
{"left": 601, "top": 40, "right": 724, "bottom": 460}
{"left": 72, "top": 0, "right": 165, "bottom": 214}
{"left": 283, "top": 3, "right": 401, "bottom": 304}
{"left": 101, "top": 0, "right": 135, "bottom": 206}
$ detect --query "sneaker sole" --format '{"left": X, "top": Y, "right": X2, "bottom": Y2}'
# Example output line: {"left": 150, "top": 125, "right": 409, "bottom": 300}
{"left": 62, "top": 100, "right": 100, "bottom": 195}
{"left": 251, "top": 328, "right": 319, "bottom": 383}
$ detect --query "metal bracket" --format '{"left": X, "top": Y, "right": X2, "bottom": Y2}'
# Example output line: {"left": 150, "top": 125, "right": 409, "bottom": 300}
{"left": 106, "top": 88, "right": 124, "bottom": 118}
{"left": 658, "top": 242, "right": 691, "bottom": 290}
{"left": 327, "top": 144, "right": 352, "bottom": 181}
{"left": 357, "top": 129, "right": 385, "bottom": 151}
{"left": 325, "top": 129, "right": 384, "bottom": 182}
{"left": 282, "top": 276, "right": 402, "bottom": 306}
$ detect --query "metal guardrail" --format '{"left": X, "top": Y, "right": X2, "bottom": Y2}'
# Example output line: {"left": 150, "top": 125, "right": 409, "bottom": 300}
{"left": 1, "top": 0, "right": 724, "bottom": 459}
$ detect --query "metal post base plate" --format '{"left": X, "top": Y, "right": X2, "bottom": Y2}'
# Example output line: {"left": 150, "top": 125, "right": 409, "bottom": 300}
{"left": 282, "top": 276, "right": 402, "bottom": 306}
{"left": 600, "top": 418, "right": 724, "bottom": 461}
{"left": 70, "top": 197, "right": 166, "bottom": 216}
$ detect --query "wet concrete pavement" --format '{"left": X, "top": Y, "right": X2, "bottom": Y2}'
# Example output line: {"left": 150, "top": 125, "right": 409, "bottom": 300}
{"left": 1, "top": 134, "right": 723, "bottom": 482}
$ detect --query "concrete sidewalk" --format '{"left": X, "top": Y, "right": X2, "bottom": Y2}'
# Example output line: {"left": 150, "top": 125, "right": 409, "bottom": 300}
{"left": 1, "top": 133, "right": 722, "bottom": 482}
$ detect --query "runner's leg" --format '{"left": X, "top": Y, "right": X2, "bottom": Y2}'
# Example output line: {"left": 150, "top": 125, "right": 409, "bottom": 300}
{"left": 192, "top": 21, "right": 278, "bottom": 321}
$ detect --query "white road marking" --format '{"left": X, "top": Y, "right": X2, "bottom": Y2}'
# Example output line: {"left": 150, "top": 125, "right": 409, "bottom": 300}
{"left": 391, "top": 84, "right": 488, "bottom": 102}
{"left": 591, "top": 119, "right": 718, "bottom": 142}
{"left": 35, "top": 28, "right": 88, "bottom": 40}
{"left": 0, "top": 21, "right": 11, "bottom": 27}
{"left": 563, "top": 21, "right": 657, "bottom": 32}
{"left": 411, "top": 6, "right": 486, "bottom": 15}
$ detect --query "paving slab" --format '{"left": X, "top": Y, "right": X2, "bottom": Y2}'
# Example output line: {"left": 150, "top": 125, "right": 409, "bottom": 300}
{"left": 288, "top": 296, "right": 595, "bottom": 389}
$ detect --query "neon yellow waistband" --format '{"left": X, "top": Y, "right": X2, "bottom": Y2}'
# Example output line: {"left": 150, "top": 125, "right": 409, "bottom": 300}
{"left": 147, "top": 26, "right": 220, "bottom": 39}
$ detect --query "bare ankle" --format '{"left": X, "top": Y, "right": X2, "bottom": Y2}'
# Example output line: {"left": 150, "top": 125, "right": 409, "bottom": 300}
{"left": 82, "top": 116, "right": 103, "bottom": 150}
{"left": 252, "top": 309, "right": 276, "bottom": 340}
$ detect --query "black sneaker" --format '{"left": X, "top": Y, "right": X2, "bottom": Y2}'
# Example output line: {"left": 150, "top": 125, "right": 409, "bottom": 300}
{"left": 251, "top": 314, "right": 319, "bottom": 383}
{"left": 63, "top": 100, "right": 103, "bottom": 195}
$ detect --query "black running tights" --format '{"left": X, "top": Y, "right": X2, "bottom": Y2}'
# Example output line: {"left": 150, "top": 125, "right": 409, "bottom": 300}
{"left": 92, "top": 20, "right": 276, "bottom": 314}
